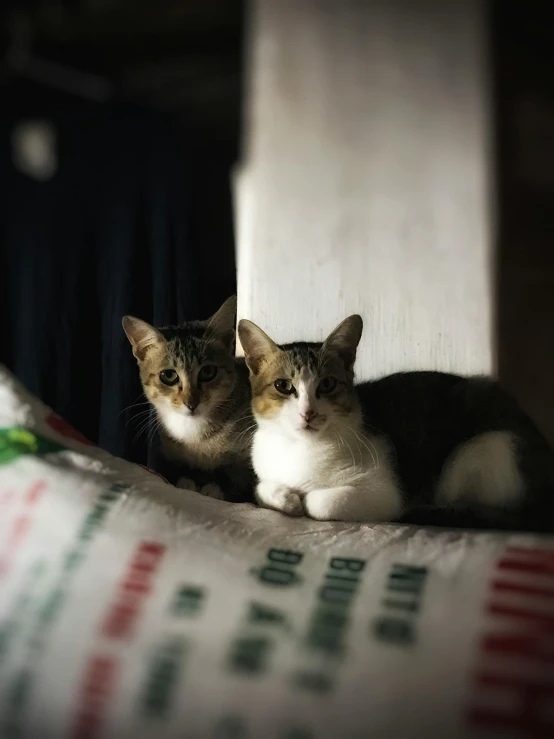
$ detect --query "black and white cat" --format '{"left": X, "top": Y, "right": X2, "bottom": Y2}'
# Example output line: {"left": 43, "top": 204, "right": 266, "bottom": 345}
{"left": 238, "top": 314, "right": 554, "bottom": 529}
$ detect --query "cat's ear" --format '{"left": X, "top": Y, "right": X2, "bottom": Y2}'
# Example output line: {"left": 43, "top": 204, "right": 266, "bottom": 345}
{"left": 205, "top": 295, "right": 237, "bottom": 351}
{"left": 122, "top": 316, "right": 164, "bottom": 360}
{"left": 238, "top": 319, "right": 280, "bottom": 374}
{"left": 322, "top": 314, "right": 363, "bottom": 370}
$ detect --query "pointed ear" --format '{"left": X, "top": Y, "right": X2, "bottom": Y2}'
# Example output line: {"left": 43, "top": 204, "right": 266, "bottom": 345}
{"left": 322, "top": 314, "right": 363, "bottom": 370}
{"left": 122, "top": 316, "right": 164, "bottom": 360}
{"left": 238, "top": 319, "right": 280, "bottom": 374}
{"left": 205, "top": 295, "right": 237, "bottom": 351}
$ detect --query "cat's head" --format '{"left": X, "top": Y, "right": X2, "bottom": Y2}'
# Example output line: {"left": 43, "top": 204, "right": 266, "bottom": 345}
{"left": 238, "top": 314, "right": 363, "bottom": 437}
{"left": 123, "top": 297, "right": 238, "bottom": 429}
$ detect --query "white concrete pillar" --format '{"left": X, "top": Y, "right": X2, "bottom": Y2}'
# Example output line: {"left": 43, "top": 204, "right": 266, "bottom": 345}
{"left": 236, "top": 0, "right": 494, "bottom": 379}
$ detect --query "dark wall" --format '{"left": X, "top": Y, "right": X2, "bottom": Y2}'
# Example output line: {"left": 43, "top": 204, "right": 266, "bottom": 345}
{"left": 0, "top": 1, "right": 244, "bottom": 459}
{"left": 493, "top": 0, "right": 554, "bottom": 444}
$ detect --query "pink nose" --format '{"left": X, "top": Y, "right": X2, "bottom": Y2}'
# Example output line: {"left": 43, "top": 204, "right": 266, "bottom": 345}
{"left": 302, "top": 410, "right": 317, "bottom": 423}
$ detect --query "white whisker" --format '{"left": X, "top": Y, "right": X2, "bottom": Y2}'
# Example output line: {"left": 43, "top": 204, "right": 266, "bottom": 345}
{"left": 340, "top": 432, "right": 356, "bottom": 470}
{"left": 118, "top": 397, "right": 150, "bottom": 418}
{"left": 351, "top": 428, "right": 379, "bottom": 469}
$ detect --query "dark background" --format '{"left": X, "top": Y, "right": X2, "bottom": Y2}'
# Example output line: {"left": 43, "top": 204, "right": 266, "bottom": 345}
{"left": 0, "top": 0, "right": 244, "bottom": 465}
{"left": 493, "top": 0, "right": 554, "bottom": 446}
{"left": 1, "top": 0, "right": 554, "bottom": 458}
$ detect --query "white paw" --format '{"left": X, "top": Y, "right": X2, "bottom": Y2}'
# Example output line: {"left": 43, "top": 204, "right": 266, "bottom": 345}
{"left": 304, "top": 489, "right": 341, "bottom": 521}
{"left": 304, "top": 485, "right": 401, "bottom": 522}
{"left": 176, "top": 477, "right": 197, "bottom": 491}
{"left": 256, "top": 481, "right": 304, "bottom": 517}
{"left": 199, "top": 483, "right": 224, "bottom": 500}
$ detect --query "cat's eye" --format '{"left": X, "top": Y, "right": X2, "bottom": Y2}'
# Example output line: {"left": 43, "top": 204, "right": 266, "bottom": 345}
{"left": 318, "top": 376, "right": 338, "bottom": 395}
{"left": 274, "top": 379, "right": 294, "bottom": 395}
{"left": 159, "top": 369, "right": 179, "bottom": 386}
{"left": 198, "top": 364, "right": 218, "bottom": 384}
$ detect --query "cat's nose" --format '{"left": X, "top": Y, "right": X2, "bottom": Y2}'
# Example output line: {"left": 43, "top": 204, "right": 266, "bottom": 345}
{"left": 302, "top": 409, "right": 317, "bottom": 423}
{"left": 185, "top": 398, "right": 199, "bottom": 413}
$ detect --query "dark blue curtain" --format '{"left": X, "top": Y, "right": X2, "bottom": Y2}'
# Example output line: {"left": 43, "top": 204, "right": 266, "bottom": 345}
{"left": 0, "top": 81, "right": 236, "bottom": 465}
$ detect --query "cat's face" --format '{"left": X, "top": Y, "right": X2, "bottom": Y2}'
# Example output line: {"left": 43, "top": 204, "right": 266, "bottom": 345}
{"left": 123, "top": 297, "right": 237, "bottom": 429}
{"left": 238, "top": 315, "right": 363, "bottom": 437}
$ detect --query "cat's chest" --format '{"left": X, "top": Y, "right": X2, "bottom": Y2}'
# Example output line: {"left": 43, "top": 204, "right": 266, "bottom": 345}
{"left": 159, "top": 413, "right": 224, "bottom": 469}
{"left": 252, "top": 430, "right": 341, "bottom": 491}
{"left": 161, "top": 412, "right": 206, "bottom": 443}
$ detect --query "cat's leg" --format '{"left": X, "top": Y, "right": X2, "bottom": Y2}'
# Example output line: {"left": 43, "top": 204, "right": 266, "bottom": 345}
{"left": 304, "top": 482, "right": 403, "bottom": 523}
{"left": 256, "top": 480, "right": 304, "bottom": 517}
{"left": 176, "top": 477, "right": 224, "bottom": 500}
{"left": 199, "top": 483, "right": 224, "bottom": 500}
{"left": 437, "top": 431, "right": 525, "bottom": 507}
{"left": 176, "top": 477, "right": 198, "bottom": 491}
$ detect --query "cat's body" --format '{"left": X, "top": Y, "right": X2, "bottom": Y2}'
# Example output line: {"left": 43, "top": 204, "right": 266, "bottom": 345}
{"left": 358, "top": 371, "right": 553, "bottom": 508}
{"left": 239, "top": 317, "right": 554, "bottom": 529}
{"left": 123, "top": 297, "right": 255, "bottom": 502}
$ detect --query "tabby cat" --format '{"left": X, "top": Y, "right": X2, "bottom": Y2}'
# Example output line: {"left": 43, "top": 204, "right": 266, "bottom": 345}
{"left": 238, "top": 314, "right": 554, "bottom": 530}
{"left": 123, "top": 297, "right": 254, "bottom": 501}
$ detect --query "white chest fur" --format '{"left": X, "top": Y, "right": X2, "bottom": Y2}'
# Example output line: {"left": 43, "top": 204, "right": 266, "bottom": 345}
{"left": 252, "top": 425, "right": 376, "bottom": 493}
{"left": 158, "top": 408, "right": 207, "bottom": 443}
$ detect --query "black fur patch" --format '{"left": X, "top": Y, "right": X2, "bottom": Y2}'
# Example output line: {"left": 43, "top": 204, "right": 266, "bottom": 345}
{"left": 357, "top": 371, "right": 554, "bottom": 529}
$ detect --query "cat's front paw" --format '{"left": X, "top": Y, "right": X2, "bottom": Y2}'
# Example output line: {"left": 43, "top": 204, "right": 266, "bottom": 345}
{"left": 176, "top": 477, "right": 197, "bottom": 491}
{"left": 199, "top": 483, "right": 224, "bottom": 500}
{"left": 304, "top": 484, "right": 401, "bottom": 522}
{"left": 303, "top": 486, "right": 354, "bottom": 521}
{"left": 256, "top": 481, "right": 304, "bottom": 517}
